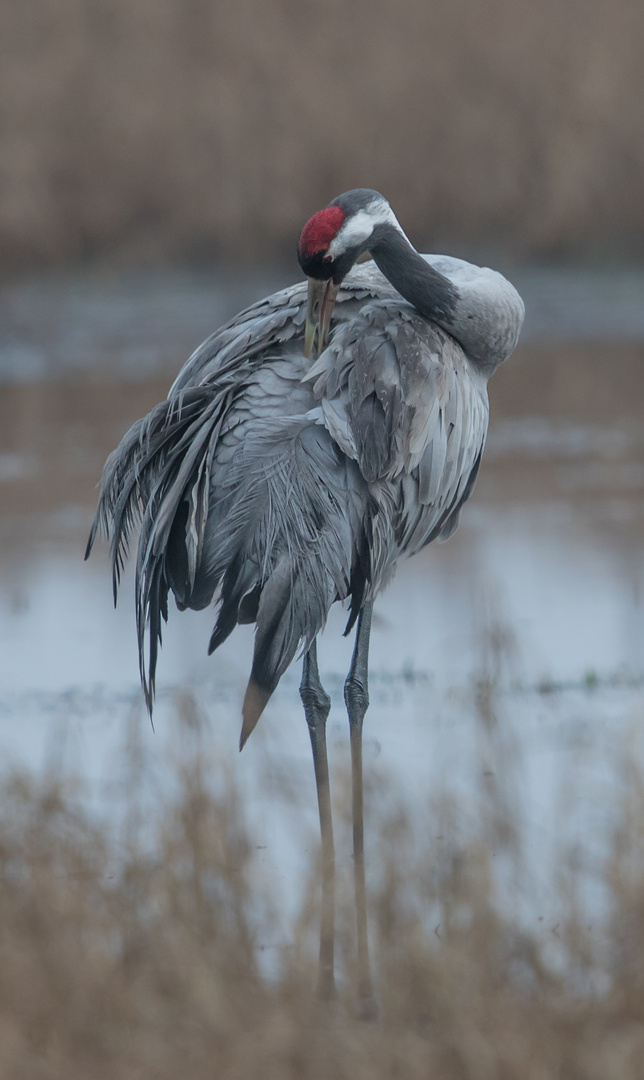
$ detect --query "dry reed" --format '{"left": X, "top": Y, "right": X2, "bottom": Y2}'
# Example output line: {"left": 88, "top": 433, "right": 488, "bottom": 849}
{"left": 1, "top": 0, "right": 643, "bottom": 275}
{"left": 0, "top": 676, "right": 643, "bottom": 1079}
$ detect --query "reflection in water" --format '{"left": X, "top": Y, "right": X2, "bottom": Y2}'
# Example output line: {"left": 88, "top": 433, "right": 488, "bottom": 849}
{"left": 1, "top": 281, "right": 644, "bottom": 929}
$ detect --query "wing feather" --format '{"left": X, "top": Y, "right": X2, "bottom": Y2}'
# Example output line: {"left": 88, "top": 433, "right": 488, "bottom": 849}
{"left": 88, "top": 259, "right": 492, "bottom": 720}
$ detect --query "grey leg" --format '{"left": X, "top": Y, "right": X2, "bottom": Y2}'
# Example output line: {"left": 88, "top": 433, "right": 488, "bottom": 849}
{"left": 344, "top": 601, "right": 377, "bottom": 1017}
{"left": 300, "top": 639, "right": 335, "bottom": 1000}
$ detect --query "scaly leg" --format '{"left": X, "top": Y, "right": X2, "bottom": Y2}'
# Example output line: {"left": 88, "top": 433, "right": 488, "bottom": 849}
{"left": 344, "top": 601, "right": 377, "bottom": 1017}
{"left": 300, "top": 640, "right": 335, "bottom": 1000}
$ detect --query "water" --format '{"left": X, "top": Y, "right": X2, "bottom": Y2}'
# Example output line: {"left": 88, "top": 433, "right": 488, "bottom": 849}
{"left": 1, "top": 267, "right": 644, "bottom": 936}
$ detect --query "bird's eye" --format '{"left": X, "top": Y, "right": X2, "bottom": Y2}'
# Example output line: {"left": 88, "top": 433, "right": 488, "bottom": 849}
{"left": 322, "top": 253, "right": 333, "bottom": 263}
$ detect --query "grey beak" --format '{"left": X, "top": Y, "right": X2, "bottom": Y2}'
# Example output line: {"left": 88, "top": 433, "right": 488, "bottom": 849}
{"left": 305, "top": 278, "right": 340, "bottom": 358}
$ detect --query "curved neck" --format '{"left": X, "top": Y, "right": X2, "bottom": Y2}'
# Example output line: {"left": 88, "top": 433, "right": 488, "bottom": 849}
{"left": 369, "top": 225, "right": 459, "bottom": 330}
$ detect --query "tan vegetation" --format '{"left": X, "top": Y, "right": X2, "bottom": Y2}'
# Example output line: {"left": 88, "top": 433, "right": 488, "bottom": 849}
{"left": 0, "top": 0, "right": 643, "bottom": 275}
{"left": 0, "top": 685, "right": 643, "bottom": 1079}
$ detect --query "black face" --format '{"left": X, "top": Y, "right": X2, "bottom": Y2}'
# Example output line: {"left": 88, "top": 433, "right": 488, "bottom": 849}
{"left": 297, "top": 247, "right": 336, "bottom": 282}
{"left": 297, "top": 245, "right": 363, "bottom": 285}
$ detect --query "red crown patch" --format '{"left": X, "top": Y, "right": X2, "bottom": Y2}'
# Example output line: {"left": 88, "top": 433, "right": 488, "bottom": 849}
{"left": 298, "top": 206, "right": 346, "bottom": 257}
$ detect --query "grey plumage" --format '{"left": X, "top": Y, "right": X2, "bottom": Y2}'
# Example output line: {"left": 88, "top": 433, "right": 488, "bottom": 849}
{"left": 87, "top": 254, "right": 523, "bottom": 740}
{"left": 88, "top": 187, "right": 525, "bottom": 1006}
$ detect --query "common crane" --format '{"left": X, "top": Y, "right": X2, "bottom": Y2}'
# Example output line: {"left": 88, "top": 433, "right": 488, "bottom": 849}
{"left": 87, "top": 188, "right": 524, "bottom": 1012}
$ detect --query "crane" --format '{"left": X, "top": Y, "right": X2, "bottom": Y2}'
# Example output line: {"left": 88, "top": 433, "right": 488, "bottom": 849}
{"left": 86, "top": 188, "right": 524, "bottom": 1013}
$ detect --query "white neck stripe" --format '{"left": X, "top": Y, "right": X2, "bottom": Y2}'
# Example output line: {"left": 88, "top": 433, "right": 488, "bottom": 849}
{"left": 328, "top": 198, "right": 408, "bottom": 258}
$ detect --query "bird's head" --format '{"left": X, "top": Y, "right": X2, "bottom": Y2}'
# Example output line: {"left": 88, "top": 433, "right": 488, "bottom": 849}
{"left": 297, "top": 188, "right": 400, "bottom": 356}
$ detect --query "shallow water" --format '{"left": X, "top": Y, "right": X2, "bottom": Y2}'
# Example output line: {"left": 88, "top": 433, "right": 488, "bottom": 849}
{"left": 1, "top": 268, "right": 644, "bottom": 937}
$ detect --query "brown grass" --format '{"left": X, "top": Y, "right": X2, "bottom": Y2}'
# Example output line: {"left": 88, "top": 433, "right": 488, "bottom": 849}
{"left": 1, "top": 0, "right": 643, "bottom": 275}
{"left": 1, "top": 681, "right": 644, "bottom": 1079}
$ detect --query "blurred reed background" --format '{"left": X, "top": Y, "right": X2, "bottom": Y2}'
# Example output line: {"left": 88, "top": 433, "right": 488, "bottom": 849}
{"left": 0, "top": 0, "right": 643, "bottom": 275}
{"left": 1, "top": 2, "right": 644, "bottom": 1074}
